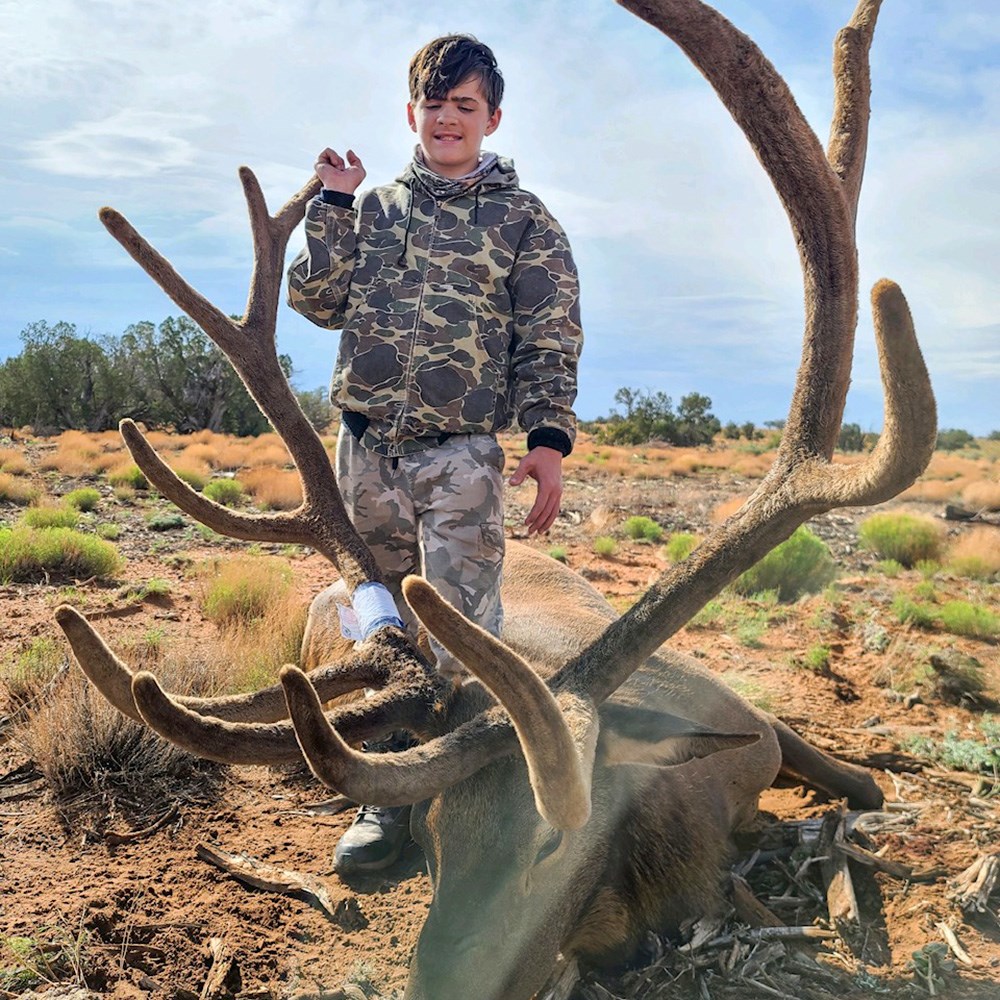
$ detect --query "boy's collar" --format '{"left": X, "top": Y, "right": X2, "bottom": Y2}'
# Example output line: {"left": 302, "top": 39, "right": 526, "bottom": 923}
{"left": 404, "top": 147, "right": 516, "bottom": 199}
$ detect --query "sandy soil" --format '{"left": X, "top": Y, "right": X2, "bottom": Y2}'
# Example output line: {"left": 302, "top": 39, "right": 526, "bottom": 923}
{"left": 1, "top": 438, "right": 998, "bottom": 999}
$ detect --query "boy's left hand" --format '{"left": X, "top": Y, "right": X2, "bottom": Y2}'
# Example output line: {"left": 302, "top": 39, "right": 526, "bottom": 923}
{"left": 509, "top": 446, "right": 563, "bottom": 534}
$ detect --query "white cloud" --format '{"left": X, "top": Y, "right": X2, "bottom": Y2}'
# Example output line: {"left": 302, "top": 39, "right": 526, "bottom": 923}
{"left": 26, "top": 110, "right": 209, "bottom": 179}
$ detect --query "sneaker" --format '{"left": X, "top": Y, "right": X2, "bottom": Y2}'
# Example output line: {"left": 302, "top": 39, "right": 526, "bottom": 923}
{"left": 334, "top": 804, "right": 412, "bottom": 874}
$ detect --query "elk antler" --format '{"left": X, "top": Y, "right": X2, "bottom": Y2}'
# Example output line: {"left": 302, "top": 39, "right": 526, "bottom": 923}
{"left": 57, "top": 168, "right": 452, "bottom": 746}
{"left": 266, "top": 0, "right": 935, "bottom": 822}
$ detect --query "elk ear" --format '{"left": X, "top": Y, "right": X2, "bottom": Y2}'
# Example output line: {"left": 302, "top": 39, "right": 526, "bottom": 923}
{"left": 599, "top": 702, "right": 760, "bottom": 768}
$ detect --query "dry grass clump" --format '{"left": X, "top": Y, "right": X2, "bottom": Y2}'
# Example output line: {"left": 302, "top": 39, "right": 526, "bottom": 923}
{"left": 710, "top": 495, "right": 748, "bottom": 524}
{"left": 948, "top": 527, "right": 1000, "bottom": 580}
{"left": 196, "top": 554, "right": 307, "bottom": 690}
{"left": 0, "top": 472, "right": 40, "bottom": 505}
{"left": 901, "top": 478, "right": 968, "bottom": 503}
{"left": 198, "top": 554, "right": 294, "bottom": 627}
{"left": 11, "top": 655, "right": 224, "bottom": 823}
{"left": 924, "top": 453, "right": 980, "bottom": 481}
{"left": 961, "top": 480, "right": 1000, "bottom": 511}
{"left": 169, "top": 460, "right": 211, "bottom": 491}
{"left": 176, "top": 442, "right": 219, "bottom": 468}
{"left": 212, "top": 441, "right": 256, "bottom": 471}
{"left": 730, "top": 454, "right": 771, "bottom": 478}
{"left": 241, "top": 466, "right": 303, "bottom": 510}
{"left": 0, "top": 447, "right": 30, "bottom": 475}
{"left": 666, "top": 453, "right": 702, "bottom": 477}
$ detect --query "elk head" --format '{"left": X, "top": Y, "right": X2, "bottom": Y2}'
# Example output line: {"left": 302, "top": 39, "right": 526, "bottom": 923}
{"left": 56, "top": 1, "right": 933, "bottom": 998}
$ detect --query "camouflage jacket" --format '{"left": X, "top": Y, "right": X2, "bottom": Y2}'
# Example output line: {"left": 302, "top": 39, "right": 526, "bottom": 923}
{"left": 287, "top": 152, "right": 582, "bottom": 457}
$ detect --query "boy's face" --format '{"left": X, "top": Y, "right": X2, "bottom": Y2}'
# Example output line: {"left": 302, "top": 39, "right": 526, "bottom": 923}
{"left": 407, "top": 76, "right": 501, "bottom": 179}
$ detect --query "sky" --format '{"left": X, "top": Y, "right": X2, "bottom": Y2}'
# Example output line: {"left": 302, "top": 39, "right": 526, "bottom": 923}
{"left": 1, "top": 0, "right": 997, "bottom": 435}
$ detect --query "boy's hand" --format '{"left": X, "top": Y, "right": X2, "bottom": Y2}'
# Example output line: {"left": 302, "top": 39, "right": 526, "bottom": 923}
{"left": 314, "top": 148, "right": 366, "bottom": 194}
{"left": 509, "top": 446, "right": 563, "bottom": 535}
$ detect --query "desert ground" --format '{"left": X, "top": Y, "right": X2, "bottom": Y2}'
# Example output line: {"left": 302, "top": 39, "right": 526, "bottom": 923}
{"left": 1, "top": 427, "right": 998, "bottom": 999}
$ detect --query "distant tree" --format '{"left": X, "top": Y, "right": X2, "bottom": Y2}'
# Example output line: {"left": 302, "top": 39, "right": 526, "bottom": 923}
{"left": 0, "top": 321, "right": 132, "bottom": 431}
{"left": 674, "top": 392, "right": 720, "bottom": 446}
{"left": 121, "top": 317, "right": 288, "bottom": 435}
{"left": 296, "top": 387, "right": 335, "bottom": 433}
{"left": 837, "top": 422, "right": 866, "bottom": 452}
{"left": 764, "top": 419, "right": 786, "bottom": 430}
{"left": 740, "top": 421, "right": 758, "bottom": 441}
{"left": 936, "top": 428, "right": 975, "bottom": 452}
{"left": 598, "top": 387, "right": 677, "bottom": 445}
{"left": 723, "top": 421, "right": 741, "bottom": 440}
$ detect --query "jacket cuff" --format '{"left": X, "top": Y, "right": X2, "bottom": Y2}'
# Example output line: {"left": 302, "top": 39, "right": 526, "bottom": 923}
{"left": 320, "top": 189, "right": 355, "bottom": 208}
{"left": 527, "top": 427, "right": 572, "bottom": 457}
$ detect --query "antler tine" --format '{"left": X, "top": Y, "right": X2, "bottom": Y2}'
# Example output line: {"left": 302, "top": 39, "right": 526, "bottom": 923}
{"left": 402, "top": 578, "right": 596, "bottom": 829}
{"left": 98, "top": 170, "right": 382, "bottom": 591}
{"left": 280, "top": 666, "right": 521, "bottom": 809}
{"left": 828, "top": 0, "right": 882, "bottom": 220}
{"left": 554, "top": 1, "right": 936, "bottom": 706}
{"left": 56, "top": 603, "right": 402, "bottom": 724}
{"left": 129, "top": 664, "right": 449, "bottom": 765}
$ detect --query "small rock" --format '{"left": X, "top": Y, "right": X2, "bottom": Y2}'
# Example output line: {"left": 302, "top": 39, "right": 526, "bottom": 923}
{"left": 903, "top": 691, "right": 923, "bottom": 709}
{"left": 860, "top": 715, "right": 882, "bottom": 728}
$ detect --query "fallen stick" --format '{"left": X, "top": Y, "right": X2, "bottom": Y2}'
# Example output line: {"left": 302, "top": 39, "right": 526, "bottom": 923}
{"left": 951, "top": 853, "right": 1000, "bottom": 914}
{"left": 731, "top": 874, "right": 785, "bottom": 928}
{"left": 817, "top": 810, "right": 858, "bottom": 927}
{"left": 196, "top": 843, "right": 338, "bottom": 921}
{"left": 105, "top": 803, "right": 180, "bottom": 846}
{"left": 936, "top": 923, "right": 973, "bottom": 966}
{"left": 706, "top": 926, "right": 838, "bottom": 949}
{"left": 201, "top": 936, "right": 235, "bottom": 1000}
{"left": 836, "top": 840, "right": 945, "bottom": 883}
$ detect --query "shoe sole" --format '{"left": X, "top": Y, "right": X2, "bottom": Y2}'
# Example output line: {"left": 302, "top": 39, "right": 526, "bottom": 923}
{"left": 334, "top": 837, "right": 411, "bottom": 875}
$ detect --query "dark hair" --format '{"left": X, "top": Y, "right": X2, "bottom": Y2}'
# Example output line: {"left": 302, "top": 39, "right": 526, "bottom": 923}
{"left": 408, "top": 35, "right": 504, "bottom": 114}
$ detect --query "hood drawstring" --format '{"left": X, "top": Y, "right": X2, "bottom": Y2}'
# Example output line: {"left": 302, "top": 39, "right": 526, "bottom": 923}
{"left": 396, "top": 190, "right": 415, "bottom": 267}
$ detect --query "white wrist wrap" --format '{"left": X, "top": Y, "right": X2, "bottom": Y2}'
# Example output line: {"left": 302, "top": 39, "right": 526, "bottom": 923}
{"left": 352, "top": 582, "right": 405, "bottom": 639}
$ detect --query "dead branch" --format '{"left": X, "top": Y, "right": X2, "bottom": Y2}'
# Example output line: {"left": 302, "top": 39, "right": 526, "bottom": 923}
{"left": 196, "top": 842, "right": 339, "bottom": 922}
{"left": 200, "top": 936, "right": 236, "bottom": 1000}
{"left": 104, "top": 803, "right": 180, "bottom": 847}
{"left": 951, "top": 853, "right": 1000, "bottom": 914}
{"left": 935, "top": 923, "right": 974, "bottom": 967}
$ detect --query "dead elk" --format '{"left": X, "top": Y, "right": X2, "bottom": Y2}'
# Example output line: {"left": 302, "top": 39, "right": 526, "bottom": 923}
{"left": 56, "top": 1, "right": 934, "bottom": 998}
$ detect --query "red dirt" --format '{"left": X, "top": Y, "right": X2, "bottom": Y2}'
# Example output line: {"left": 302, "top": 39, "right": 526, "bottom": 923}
{"left": 2, "top": 438, "right": 999, "bottom": 998}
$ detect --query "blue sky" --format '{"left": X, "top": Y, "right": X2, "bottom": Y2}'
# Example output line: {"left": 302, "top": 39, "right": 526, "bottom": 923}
{"left": 2, "top": 0, "right": 997, "bottom": 434}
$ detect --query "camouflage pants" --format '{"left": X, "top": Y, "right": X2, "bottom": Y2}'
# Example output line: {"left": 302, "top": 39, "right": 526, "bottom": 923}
{"left": 335, "top": 427, "right": 506, "bottom": 677}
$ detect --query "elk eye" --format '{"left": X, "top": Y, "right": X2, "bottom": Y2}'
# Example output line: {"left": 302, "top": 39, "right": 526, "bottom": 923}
{"left": 534, "top": 829, "right": 563, "bottom": 865}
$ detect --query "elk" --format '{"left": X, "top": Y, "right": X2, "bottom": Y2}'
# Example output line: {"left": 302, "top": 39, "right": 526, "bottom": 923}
{"left": 56, "top": 1, "right": 934, "bottom": 998}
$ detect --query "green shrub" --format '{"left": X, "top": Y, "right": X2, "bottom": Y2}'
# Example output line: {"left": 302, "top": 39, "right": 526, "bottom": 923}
{"left": 107, "top": 464, "right": 148, "bottom": 489}
{"left": 64, "top": 487, "right": 101, "bottom": 512}
{"left": 938, "top": 601, "right": 1000, "bottom": 640}
{"left": 859, "top": 512, "right": 944, "bottom": 567}
{"left": 96, "top": 523, "right": 120, "bottom": 540}
{"left": 547, "top": 546, "right": 568, "bottom": 563}
{"left": 936, "top": 428, "right": 975, "bottom": 452}
{"left": 892, "top": 594, "right": 937, "bottom": 629}
{"left": 21, "top": 505, "right": 79, "bottom": 530}
{"left": 1, "top": 638, "right": 65, "bottom": 704}
{"left": 592, "top": 536, "right": 617, "bottom": 558}
{"left": 901, "top": 717, "right": 1000, "bottom": 774}
{"left": 664, "top": 532, "right": 697, "bottom": 563}
{"left": 175, "top": 468, "right": 209, "bottom": 490}
{"left": 0, "top": 526, "right": 121, "bottom": 582}
{"left": 803, "top": 644, "right": 832, "bottom": 672}
{"left": 877, "top": 559, "right": 903, "bottom": 578}
{"left": 915, "top": 559, "right": 940, "bottom": 579}
{"left": 146, "top": 512, "right": 186, "bottom": 531}
{"left": 732, "top": 526, "right": 836, "bottom": 602}
{"left": 622, "top": 515, "right": 663, "bottom": 543}
{"left": 203, "top": 478, "right": 245, "bottom": 507}
{"left": 913, "top": 580, "right": 937, "bottom": 601}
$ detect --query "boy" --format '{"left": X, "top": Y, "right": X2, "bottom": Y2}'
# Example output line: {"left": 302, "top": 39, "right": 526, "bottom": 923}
{"left": 287, "top": 34, "right": 582, "bottom": 873}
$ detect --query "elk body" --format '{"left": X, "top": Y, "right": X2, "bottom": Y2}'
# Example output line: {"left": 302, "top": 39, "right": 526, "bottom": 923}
{"left": 55, "top": 2, "right": 935, "bottom": 999}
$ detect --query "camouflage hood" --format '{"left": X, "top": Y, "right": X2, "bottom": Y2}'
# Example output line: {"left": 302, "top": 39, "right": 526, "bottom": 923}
{"left": 287, "top": 152, "right": 582, "bottom": 457}
{"left": 400, "top": 148, "right": 519, "bottom": 201}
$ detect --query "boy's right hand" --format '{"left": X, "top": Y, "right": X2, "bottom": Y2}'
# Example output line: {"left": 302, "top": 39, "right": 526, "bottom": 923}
{"left": 314, "top": 148, "right": 366, "bottom": 194}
